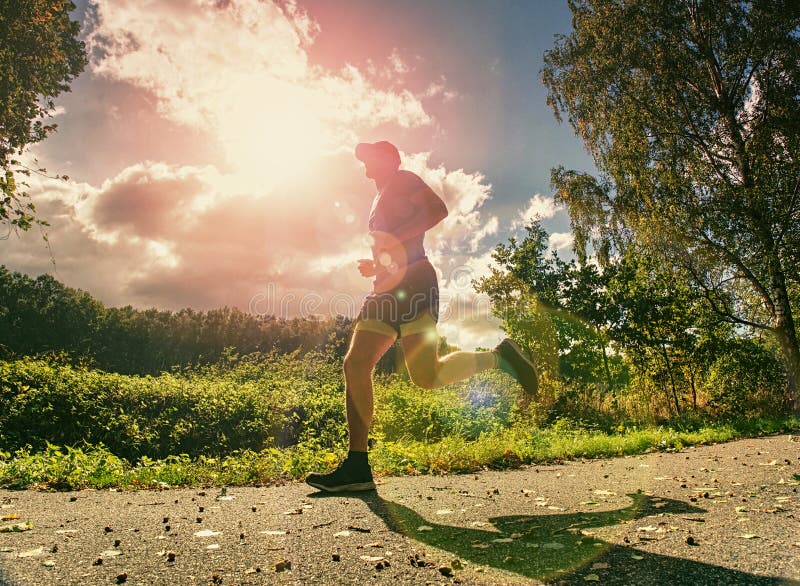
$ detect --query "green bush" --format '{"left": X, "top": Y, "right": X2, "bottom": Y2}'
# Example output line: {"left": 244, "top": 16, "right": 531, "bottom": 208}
{"left": 702, "top": 340, "right": 787, "bottom": 418}
{"left": 0, "top": 353, "right": 338, "bottom": 460}
{"left": 373, "top": 370, "right": 515, "bottom": 443}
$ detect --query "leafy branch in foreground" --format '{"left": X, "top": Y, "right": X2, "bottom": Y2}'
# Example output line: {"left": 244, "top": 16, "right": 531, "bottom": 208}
{"left": 0, "top": 0, "right": 87, "bottom": 234}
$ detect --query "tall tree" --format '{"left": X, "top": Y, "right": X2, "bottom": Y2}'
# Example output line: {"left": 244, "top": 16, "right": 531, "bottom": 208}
{"left": 542, "top": 0, "right": 800, "bottom": 402}
{"left": 0, "top": 0, "right": 86, "bottom": 233}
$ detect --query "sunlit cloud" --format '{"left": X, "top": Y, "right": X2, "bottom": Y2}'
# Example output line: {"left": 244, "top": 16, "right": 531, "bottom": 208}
{"left": 401, "top": 151, "right": 498, "bottom": 255}
{"left": 548, "top": 231, "right": 573, "bottom": 252}
{"left": 3, "top": 0, "right": 507, "bottom": 349}
{"left": 86, "top": 0, "right": 433, "bottom": 190}
{"left": 513, "top": 193, "right": 563, "bottom": 228}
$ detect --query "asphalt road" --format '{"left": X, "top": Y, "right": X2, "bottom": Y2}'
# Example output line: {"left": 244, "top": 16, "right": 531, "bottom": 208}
{"left": 1, "top": 434, "right": 798, "bottom": 585}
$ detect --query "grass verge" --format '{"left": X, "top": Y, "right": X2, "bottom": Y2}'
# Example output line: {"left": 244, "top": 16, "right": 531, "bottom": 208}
{"left": 1, "top": 417, "right": 796, "bottom": 490}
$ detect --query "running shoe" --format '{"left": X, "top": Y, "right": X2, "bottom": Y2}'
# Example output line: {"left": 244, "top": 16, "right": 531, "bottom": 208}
{"left": 495, "top": 338, "right": 539, "bottom": 396}
{"left": 305, "top": 462, "right": 376, "bottom": 493}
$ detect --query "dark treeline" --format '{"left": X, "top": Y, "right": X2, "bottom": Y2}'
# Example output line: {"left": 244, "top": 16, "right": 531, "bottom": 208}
{"left": 0, "top": 266, "right": 355, "bottom": 375}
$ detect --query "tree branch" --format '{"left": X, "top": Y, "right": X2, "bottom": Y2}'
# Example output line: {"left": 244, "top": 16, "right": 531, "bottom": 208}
{"left": 696, "top": 229, "right": 775, "bottom": 316}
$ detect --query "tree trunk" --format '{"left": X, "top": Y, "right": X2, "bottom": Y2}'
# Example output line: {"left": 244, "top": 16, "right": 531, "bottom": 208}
{"left": 766, "top": 250, "right": 800, "bottom": 412}
{"left": 599, "top": 329, "right": 614, "bottom": 392}
{"left": 660, "top": 343, "right": 681, "bottom": 416}
{"left": 689, "top": 366, "right": 698, "bottom": 412}
{"left": 774, "top": 318, "right": 800, "bottom": 413}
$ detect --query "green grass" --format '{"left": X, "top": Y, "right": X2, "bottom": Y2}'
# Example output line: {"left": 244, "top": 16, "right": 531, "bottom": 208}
{"left": 1, "top": 418, "right": 795, "bottom": 490}
{"left": 0, "top": 354, "right": 796, "bottom": 490}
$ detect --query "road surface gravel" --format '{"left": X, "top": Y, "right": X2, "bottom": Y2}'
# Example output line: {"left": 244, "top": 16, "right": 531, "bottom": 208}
{"left": 1, "top": 434, "right": 798, "bottom": 585}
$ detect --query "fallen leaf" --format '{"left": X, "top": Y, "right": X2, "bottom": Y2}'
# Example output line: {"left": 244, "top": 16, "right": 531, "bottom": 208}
{"left": 542, "top": 542, "right": 565, "bottom": 549}
{"left": 1, "top": 514, "right": 19, "bottom": 521}
{"left": 333, "top": 531, "right": 351, "bottom": 538}
{"left": 593, "top": 490, "right": 616, "bottom": 496}
{"left": 584, "top": 574, "right": 600, "bottom": 581}
{"left": 592, "top": 562, "right": 609, "bottom": 569}
{"left": 740, "top": 534, "right": 760, "bottom": 539}
{"left": 273, "top": 559, "right": 291, "bottom": 572}
{"left": 43, "top": 560, "right": 56, "bottom": 567}
{"left": 360, "top": 555, "right": 385, "bottom": 562}
{"left": 492, "top": 538, "right": 514, "bottom": 543}
{"left": 206, "top": 544, "right": 220, "bottom": 550}
{"left": 631, "top": 554, "right": 644, "bottom": 560}
{"left": 417, "top": 525, "right": 433, "bottom": 532}
{"left": 101, "top": 550, "right": 122, "bottom": 557}
{"left": 18, "top": 547, "right": 44, "bottom": 558}
{"left": 435, "top": 509, "right": 453, "bottom": 515}
{"left": 471, "top": 543, "right": 489, "bottom": 549}
{"left": 0, "top": 521, "right": 32, "bottom": 533}
{"left": 365, "top": 542, "right": 382, "bottom": 548}
{"left": 193, "top": 530, "right": 221, "bottom": 538}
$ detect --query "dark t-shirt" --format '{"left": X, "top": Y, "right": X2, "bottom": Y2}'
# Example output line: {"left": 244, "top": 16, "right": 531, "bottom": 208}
{"left": 368, "top": 170, "right": 439, "bottom": 270}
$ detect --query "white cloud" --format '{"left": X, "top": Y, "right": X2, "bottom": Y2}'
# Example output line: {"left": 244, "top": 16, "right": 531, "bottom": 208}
{"left": 4, "top": 149, "right": 500, "bottom": 323}
{"left": 401, "top": 151, "right": 497, "bottom": 255}
{"left": 513, "top": 193, "right": 563, "bottom": 229}
{"left": 85, "top": 0, "right": 434, "bottom": 189}
{"left": 548, "top": 231, "right": 574, "bottom": 252}
{"left": 3, "top": 1, "right": 506, "bottom": 349}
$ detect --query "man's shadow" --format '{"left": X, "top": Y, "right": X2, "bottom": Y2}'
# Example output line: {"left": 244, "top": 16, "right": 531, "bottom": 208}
{"left": 313, "top": 490, "right": 794, "bottom": 585}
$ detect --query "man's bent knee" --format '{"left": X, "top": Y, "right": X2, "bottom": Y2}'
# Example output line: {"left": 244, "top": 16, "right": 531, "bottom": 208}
{"left": 408, "top": 367, "right": 441, "bottom": 390}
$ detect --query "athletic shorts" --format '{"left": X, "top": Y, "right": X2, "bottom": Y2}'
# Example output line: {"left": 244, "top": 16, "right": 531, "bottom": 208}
{"left": 354, "top": 258, "right": 439, "bottom": 340}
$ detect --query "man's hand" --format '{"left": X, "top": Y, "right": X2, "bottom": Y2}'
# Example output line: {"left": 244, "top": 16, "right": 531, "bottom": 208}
{"left": 358, "top": 258, "right": 377, "bottom": 277}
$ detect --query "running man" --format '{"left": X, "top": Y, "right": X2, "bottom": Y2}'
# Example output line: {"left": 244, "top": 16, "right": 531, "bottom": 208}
{"left": 305, "top": 140, "right": 538, "bottom": 492}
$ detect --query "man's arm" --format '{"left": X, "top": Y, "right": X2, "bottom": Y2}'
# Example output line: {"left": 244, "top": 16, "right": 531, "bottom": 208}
{"left": 388, "top": 185, "right": 448, "bottom": 243}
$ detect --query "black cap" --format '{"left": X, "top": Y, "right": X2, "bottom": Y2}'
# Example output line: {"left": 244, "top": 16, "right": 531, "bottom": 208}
{"left": 355, "top": 141, "right": 401, "bottom": 168}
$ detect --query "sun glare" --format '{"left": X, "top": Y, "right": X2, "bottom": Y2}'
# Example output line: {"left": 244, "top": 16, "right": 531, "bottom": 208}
{"left": 216, "top": 78, "right": 335, "bottom": 192}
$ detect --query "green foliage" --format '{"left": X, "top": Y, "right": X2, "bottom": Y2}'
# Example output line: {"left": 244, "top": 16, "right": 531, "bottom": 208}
{"left": 0, "top": 0, "right": 87, "bottom": 232}
{"left": 1, "top": 352, "right": 796, "bottom": 490}
{"left": 702, "top": 339, "right": 789, "bottom": 418}
{"left": 542, "top": 0, "right": 800, "bottom": 398}
{"left": 0, "top": 443, "right": 126, "bottom": 490}
{"left": 373, "top": 371, "right": 515, "bottom": 442}
{"left": 477, "top": 220, "right": 788, "bottom": 420}
{"left": 0, "top": 354, "right": 309, "bottom": 460}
